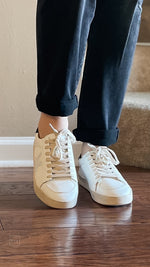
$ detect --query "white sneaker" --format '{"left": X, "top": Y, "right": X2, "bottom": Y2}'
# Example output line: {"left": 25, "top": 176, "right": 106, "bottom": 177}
{"left": 33, "top": 124, "right": 78, "bottom": 209}
{"left": 78, "top": 144, "right": 133, "bottom": 206}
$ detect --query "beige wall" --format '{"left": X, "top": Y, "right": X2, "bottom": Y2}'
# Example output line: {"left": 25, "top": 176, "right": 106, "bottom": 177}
{"left": 0, "top": 0, "right": 80, "bottom": 137}
{"left": 0, "top": 0, "right": 38, "bottom": 136}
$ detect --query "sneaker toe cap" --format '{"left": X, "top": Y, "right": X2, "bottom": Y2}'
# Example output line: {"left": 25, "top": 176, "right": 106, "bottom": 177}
{"left": 41, "top": 179, "right": 78, "bottom": 203}
{"left": 98, "top": 178, "right": 132, "bottom": 197}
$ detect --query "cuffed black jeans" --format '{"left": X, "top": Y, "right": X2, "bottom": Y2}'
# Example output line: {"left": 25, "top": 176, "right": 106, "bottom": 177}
{"left": 36, "top": 0, "right": 143, "bottom": 146}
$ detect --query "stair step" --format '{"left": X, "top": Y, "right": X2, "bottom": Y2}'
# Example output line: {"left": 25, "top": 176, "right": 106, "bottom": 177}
{"left": 127, "top": 45, "right": 150, "bottom": 92}
{"left": 110, "top": 92, "right": 150, "bottom": 169}
{"left": 124, "top": 92, "right": 150, "bottom": 108}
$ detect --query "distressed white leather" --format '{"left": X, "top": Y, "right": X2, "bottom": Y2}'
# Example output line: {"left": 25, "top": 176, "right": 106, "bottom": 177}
{"left": 78, "top": 144, "right": 133, "bottom": 206}
{"left": 33, "top": 124, "right": 78, "bottom": 207}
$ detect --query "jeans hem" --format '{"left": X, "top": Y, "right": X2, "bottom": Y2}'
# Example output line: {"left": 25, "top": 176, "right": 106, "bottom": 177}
{"left": 72, "top": 127, "right": 119, "bottom": 146}
{"left": 36, "top": 94, "right": 78, "bottom": 116}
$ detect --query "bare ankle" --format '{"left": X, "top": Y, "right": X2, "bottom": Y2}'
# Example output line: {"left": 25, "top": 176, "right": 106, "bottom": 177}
{"left": 38, "top": 112, "right": 68, "bottom": 138}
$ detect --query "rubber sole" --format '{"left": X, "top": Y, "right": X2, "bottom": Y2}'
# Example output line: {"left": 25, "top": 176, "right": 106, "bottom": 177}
{"left": 78, "top": 175, "right": 133, "bottom": 206}
{"left": 33, "top": 177, "right": 78, "bottom": 209}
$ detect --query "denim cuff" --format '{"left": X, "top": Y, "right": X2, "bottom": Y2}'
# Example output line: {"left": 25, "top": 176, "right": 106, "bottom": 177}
{"left": 72, "top": 127, "right": 119, "bottom": 146}
{"left": 36, "top": 94, "right": 78, "bottom": 117}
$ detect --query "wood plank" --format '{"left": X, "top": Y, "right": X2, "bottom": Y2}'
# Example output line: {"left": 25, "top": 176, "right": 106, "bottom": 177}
{"left": 0, "top": 226, "right": 150, "bottom": 266}
{"left": 0, "top": 254, "right": 150, "bottom": 267}
{"left": 0, "top": 167, "right": 33, "bottom": 182}
{"left": 0, "top": 167, "right": 33, "bottom": 195}
{"left": 1, "top": 204, "right": 150, "bottom": 230}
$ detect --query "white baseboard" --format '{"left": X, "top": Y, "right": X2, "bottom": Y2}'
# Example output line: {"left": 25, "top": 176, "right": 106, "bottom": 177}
{"left": 137, "top": 42, "right": 150, "bottom": 46}
{"left": 0, "top": 137, "right": 82, "bottom": 167}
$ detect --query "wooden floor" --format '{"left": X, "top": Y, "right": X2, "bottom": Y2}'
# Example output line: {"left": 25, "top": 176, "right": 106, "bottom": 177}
{"left": 0, "top": 166, "right": 150, "bottom": 267}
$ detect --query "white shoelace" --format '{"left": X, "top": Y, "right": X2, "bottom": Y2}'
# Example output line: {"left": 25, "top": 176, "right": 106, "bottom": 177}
{"left": 87, "top": 144, "right": 120, "bottom": 180}
{"left": 45, "top": 128, "right": 76, "bottom": 180}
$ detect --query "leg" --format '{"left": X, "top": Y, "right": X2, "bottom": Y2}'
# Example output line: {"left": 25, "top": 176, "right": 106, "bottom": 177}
{"left": 36, "top": 0, "right": 96, "bottom": 137}
{"left": 74, "top": 0, "right": 143, "bottom": 206}
{"left": 33, "top": 0, "right": 98, "bottom": 209}
{"left": 36, "top": 0, "right": 96, "bottom": 117}
{"left": 73, "top": 0, "right": 143, "bottom": 146}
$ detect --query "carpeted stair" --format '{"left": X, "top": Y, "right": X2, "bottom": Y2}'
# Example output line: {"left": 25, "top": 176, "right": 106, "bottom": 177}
{"left": 110, "top": 45, "right": 150, "bottom": 169}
